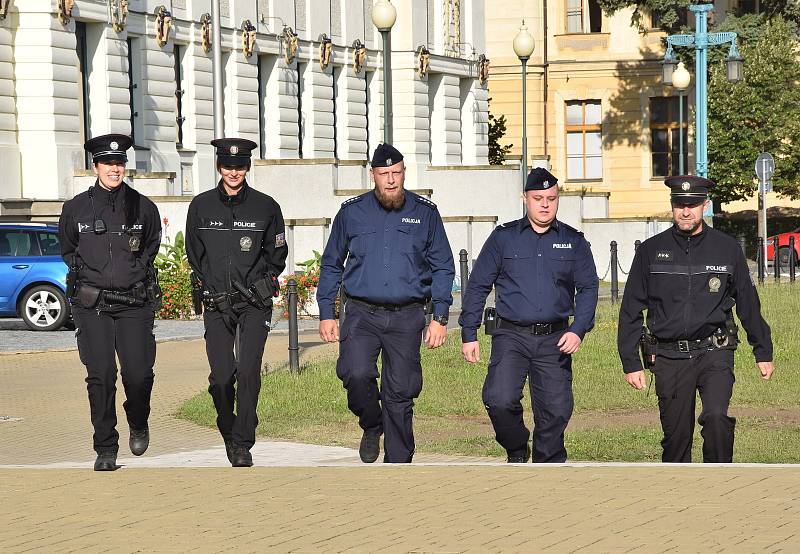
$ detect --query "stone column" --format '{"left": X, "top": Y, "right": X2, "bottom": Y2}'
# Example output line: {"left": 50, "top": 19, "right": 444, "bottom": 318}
{"left": 0, "top": 16, "right": 20, "bottom": 199}
{"left": 428, "top": 73, "right": 461, "bottom": 166}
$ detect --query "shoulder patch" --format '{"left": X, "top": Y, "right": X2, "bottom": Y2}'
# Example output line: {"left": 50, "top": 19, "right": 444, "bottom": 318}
{"left": 497, "top": 219, "right": 517, "bottom": 230}
{"left": 415, "top": 195, "right": 437, "bottom": 209}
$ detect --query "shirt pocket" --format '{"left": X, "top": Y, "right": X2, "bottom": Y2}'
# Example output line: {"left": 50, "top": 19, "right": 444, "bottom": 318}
{"left": 348, "top": 225, "right": 376, "bottom": 256}
{"left": 397, "top": 224, "right": 426, "bottom": 253}
{"left": 548, "top": 250, "right": 576, "bottom": 285}
{"left": 502, "top": 251, "right": 534, "bottom": 278}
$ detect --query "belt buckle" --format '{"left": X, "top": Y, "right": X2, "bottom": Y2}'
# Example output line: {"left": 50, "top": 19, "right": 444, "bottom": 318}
{"left": 534, "top": 323, "right": 551, "bottom": 335}
{"left": 677, "top": 340, "right": 690, "bottom": 353}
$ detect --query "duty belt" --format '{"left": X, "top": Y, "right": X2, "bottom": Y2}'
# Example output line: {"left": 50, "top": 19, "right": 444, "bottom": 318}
{"left": 496, "top": 318, "right": 568, "bottom": 336}
{"left": 656, "top": 336, "right": 714, "bottom": 353}
{"left": 347, "top": 296, "right": 426, "bottom": 312}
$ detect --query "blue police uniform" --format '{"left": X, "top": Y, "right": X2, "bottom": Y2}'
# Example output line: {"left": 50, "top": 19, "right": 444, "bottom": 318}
{"left": 459, "top": 168, "right": 599, "bottom": 462}
{"left": 317, "top": 144, "right": 455, "bottom": 463}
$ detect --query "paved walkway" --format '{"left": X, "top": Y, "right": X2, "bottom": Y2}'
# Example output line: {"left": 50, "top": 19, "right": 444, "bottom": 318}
{"left": 2, "top": 334, "right": 800, "bottom": 551}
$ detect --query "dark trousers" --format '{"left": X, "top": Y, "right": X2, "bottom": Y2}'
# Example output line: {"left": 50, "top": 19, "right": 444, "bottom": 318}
{"left": 203, "top": 305, "right": 271, "bottom": 449}
{"left": 336, "top": 300, "right": 426, "bottom": 463}
{"left": 652, "top": 348, "right": 736, "bottom": 463}
{"left": 73, "top": 305, "right": 156, "bottom": 454}
{"left": 482, "top": 329, "right": 574, "bottom": 463}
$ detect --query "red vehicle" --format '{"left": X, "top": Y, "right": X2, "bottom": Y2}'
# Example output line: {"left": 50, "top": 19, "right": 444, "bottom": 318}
{"left": 767, "top": 227, "right": 800, "bottom": 266}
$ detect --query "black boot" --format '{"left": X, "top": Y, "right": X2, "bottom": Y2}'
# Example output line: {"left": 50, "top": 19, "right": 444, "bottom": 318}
{"left": 231, "top": 446, "right": 253, "bottom": 467}
{"left": 129, "top": 427, "right": 150, "bottom": 456}
{"left": 94, "top": 451, "right": 118, "bottom": 471}
{"left": 507, "top": 444, "right": 531, "bottom": 464}
{"left": 224, "top": 438, "right": 236, "bottom": 464}
{"left": 359, "top": 430, "right": 381, "bottom": 463}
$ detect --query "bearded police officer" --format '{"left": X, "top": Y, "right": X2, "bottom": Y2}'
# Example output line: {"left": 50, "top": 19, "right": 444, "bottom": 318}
{"left": 59, "top": 134, "right": 162, "bottom": 471}
{"left": 186, "top": 138, "right": 288, "bottom": 468}
{"left": 460, "top": 168, "right": 599, "bottom": 463}
{"left": 317, "top": 143, "right": 455, "bottom": 464}
{"left": 618, "top": 176, "right": 774, "bottom": 463}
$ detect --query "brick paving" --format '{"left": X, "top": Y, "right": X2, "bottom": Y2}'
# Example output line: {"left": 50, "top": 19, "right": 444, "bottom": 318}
{"left": 2, "top": 334, "right": 800, "bottom": 551}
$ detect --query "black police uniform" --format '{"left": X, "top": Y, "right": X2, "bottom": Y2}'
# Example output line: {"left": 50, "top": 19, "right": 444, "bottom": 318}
{"left": 617, "top": 175, "right": 773, "bottom": 463}
{"left": 459, "top": 168, "right": 599, "bottom": 463}
{"left": 185, "top": 138, "right": 288, "bottom": 466}
{"left": 317, "top": 143, "right": 455, "bottom": 463}
{"left": 58, "top": 134, "right": 162, "bottom": 470}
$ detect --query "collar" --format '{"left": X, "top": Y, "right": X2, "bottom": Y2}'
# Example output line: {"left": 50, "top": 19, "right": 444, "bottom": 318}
{"left": 518, "top": 217, "right": 559, "bottom": 234}
{"left": 92, "top": 180, "right": 124, "bottom": 199}
{"left": 217, "top": 180, "right": 249, "bottom": 205}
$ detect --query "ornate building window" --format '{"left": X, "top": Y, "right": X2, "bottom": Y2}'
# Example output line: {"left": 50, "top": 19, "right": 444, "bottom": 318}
{"left": 566, "top": 0, "right": 603, "bottom": 34}
{"left": 650, "top": 96, "right": 688, "bottom": 178}
{"left": 442, "top": 0, "right": 462, "bottom": 56}
{"left": 566, "top": 100, "right": 602, "bottom": 180}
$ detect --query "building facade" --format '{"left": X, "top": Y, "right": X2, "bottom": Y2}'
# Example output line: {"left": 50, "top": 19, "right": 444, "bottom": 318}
{"left": 485, "top": 0, "right": 785, "bottom": 218}
{"left": 0, "top": 0, "right": 545, "bottom": 268}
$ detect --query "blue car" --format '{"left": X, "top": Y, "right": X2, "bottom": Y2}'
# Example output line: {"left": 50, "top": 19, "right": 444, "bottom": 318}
{"left": 0, "top": 222, "right": 71, "bottom": 331}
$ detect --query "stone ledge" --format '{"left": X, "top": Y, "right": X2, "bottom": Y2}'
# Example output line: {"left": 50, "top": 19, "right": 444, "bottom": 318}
{"left": 442, "top": 216, "right": 498, "bottom": 223}
{"left": 254, "top": 158, "right": 352, "bottom": 166}
{"left": 583, "top": 217, "right": 669, "bottom": 223}
{"left": 560, "top": 190, "right": 611, "bottom": 197}
{"left": 285, "top": 218, "right": 331, "bottom": 226}
{"left": 426, "top": 165, "right": 519, "bottom": 171}
{"left": 73, "top": 170, "right": 176, "bottom": 179}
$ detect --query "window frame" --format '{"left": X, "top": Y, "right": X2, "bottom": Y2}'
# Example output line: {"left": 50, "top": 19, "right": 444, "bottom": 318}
{"left": 649, "top": 96, "right": 689, "bottom": 178}
{"left": 565, "top": 100, "right": 603, "bottom": 181}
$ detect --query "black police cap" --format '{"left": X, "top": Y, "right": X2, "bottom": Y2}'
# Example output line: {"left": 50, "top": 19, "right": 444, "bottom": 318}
{"left": 525, "top": 167, "right": 558, "bottom": 191}
{"left": 371, "top": 143, "right": 404, "bottom": 168}
{"left": 665, "top": 175, "right": 714, "bottom": 204}
{"left": 212, "top": 137, "right": 258, "bottom": 167}
{"left": 84, "top": 133, "right": 132, "bottom": 163}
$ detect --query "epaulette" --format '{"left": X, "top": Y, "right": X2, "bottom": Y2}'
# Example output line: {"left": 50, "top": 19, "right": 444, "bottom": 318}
{"left": 341, "top": 193, "right": 368, "bottom": 208}
{"left": 415, "top": 195, "right": 437, "bottom": 209}
{"left": 559, "top": 221, "right": 584, "bottom": 237}
{"left": 496, "top": 220, "right": 517, "bottom": 230}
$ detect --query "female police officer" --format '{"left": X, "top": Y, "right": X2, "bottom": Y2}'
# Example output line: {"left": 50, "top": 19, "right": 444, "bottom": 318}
{"left": 186, "top": 138, "right": 287, "bottom": 467}
{"left": 59, "top": 134, "right": 162, "bottom": 471}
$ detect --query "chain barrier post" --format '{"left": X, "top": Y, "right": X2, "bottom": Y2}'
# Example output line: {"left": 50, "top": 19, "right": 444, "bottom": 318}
{"left": 634, "top": 239, "right": 641, "bottom": 252}
{"left": 774, "top": 237, "right": 781, "bottom": 282}
{"left": 757, "top": 237, "right": 765, "bottom": 285}
{"left": 610, "top": 241, "right": 619, "bottom": 304}
{"left": 738, "top": 234, "right": 747, "bottom": 260}
{"left": 287, "top": 278, "right": 299, "bottom": 372}
{"left": 459, "top": 249, "right": 469, "bottom": 293}
{"left": 790, "top": 236, "right": 796, "bottom": 283}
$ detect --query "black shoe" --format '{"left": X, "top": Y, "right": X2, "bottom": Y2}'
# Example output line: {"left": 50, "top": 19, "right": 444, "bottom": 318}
{"left": 94, "top": 451, "right": 118, "bottom": 471}
{"left": 224, "top": 438, "right": 236, "bottom": 464}
{"left": 129, "top": 427, "right": 149, "bottom": 456}
{"left": 231, "top": 446, "right": 253, "bottom": 467}
{"left": 507, "top": 445, "right": 531, "bottom": 464}
{"left": 359, "top": 431, "right": 381, "bottom": 463}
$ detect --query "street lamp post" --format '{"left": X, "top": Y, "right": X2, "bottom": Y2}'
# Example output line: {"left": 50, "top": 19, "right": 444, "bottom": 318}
{"left": 372, "top": 0, "right": 397, "bottom": 145}
{"left": 672, "top": 62, "right": 691, "bottom": 175}
{"left": 662, "top": 3, "right": 744, "bottom": 220}
{"left": 513, "top": 21, "right": 535, "bottom": 197}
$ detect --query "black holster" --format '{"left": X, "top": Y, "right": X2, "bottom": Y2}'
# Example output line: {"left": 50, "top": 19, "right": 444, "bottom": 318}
{"left": 191, "top": 271, "right": 204, "bottom": 315}
{"left": 76, "top": 284, "right": 102, "bottom": 309}
{"left": 145, "top": 268, "right": 162, "bottom": 310}
{"left": 639, "top": 327, "right": 657, "bottom": 369}
{"left": 483, "top": 307, "right": 498, "bottom": 335}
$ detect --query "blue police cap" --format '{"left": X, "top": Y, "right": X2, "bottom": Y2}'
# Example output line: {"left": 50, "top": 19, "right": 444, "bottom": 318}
{"left": 84, "top": 134, "right": 132, "bottom": 163}
{"left": 371, "top": 143, "right": 404, "bottom": 168}
{"left": 212, "top": 137, "right": 258, "bottom": 167}
{"left": 665, "top": 175, "right": 714, "bottom": 204}
{"left": 525, "top": 167, "right": 558, "bottom": 191}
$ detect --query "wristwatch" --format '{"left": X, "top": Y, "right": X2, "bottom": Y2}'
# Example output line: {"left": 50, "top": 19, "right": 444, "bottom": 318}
{"left": 431, "top": 314, "right": 449, "bottom": 326}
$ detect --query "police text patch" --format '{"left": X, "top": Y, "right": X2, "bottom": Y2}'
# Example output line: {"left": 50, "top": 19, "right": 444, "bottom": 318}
{"left": 553, "top": 243, "right": 572, "bottom": 249}
{"left": 656, "top": 250, "right": 673, "bottom": 261}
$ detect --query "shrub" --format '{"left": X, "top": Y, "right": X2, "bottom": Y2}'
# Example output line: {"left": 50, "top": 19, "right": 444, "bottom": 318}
{"left": 154, "top": 224, "right": 193, "bottom": 319}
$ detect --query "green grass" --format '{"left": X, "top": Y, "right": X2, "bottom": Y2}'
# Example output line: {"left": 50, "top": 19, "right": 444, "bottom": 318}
{"left": 177, "top": 283, "right": 800, "bottom": 461}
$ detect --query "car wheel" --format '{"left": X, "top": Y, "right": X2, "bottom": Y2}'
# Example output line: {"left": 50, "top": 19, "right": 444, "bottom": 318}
{"left": 19, "top": 285, "right": 69, "bottom": 331}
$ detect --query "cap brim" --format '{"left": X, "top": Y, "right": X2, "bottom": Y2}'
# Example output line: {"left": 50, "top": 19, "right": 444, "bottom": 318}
{"left": 217, "top": 155, "right": 251, "bottom": 167}
{"left": 93, "top": 154, "right": 128, "bottom": 163}
{"left": 670, "top": 194, "right": 707, "bottom": 205}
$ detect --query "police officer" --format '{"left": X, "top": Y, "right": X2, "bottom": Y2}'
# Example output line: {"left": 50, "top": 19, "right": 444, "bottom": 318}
{"left": 59, "top": 134, "right": 162, "bottom": 471}
{"left": 317, "top": 143, "right": 455, "bottom": 464}
{"left": 186, "top": 138, "right": 287, "bottom": 468}
{"left": 618, "top": 176, "right": 774, "bottom": 463}
{"left": 460, "top": 168, "right": 599, "bottom": 463}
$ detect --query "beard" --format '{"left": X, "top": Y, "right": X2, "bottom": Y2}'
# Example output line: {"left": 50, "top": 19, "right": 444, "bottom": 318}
{"left": 374, "top": 185, "right": 406, "bottom": 210}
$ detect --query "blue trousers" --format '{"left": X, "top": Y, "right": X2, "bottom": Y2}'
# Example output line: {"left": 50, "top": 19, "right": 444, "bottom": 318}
{"left": 336, "top": 300, "right": 426, "bottom": 463}
{"left": 483, "top": 329, "right": 574, "bottom": 462}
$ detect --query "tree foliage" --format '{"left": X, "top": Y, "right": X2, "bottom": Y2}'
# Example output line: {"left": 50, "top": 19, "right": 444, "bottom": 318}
{"left": 708, "top": 15, "right": 800, "bottom": 203}
{"left": 488, "top": 98, "right": 513, "bottom": 165}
